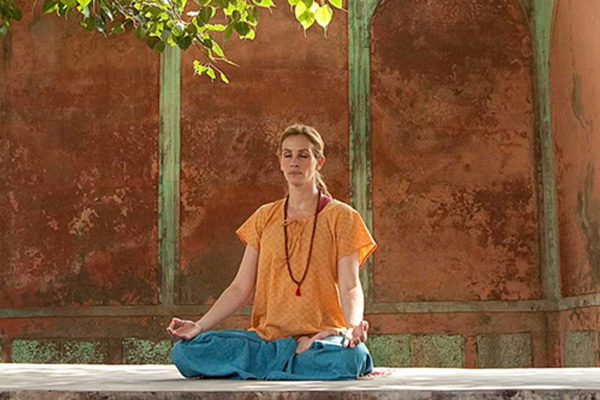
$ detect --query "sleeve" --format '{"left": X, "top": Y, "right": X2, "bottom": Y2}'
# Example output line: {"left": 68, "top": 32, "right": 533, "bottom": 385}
{"left": 336, "top": 208, "right": 378, "bottom": 268}
{"left": 235, "top": 206, "right": 265, "bottom": 251}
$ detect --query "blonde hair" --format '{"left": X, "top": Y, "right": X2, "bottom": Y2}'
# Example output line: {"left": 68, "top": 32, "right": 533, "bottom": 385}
{"left": 277, "top": 124, "right": 332, "bottom": 198}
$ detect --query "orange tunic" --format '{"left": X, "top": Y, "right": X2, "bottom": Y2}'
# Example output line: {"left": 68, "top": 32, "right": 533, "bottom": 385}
{"left": 235, "top": 198, "right": 377, "bottom": 341}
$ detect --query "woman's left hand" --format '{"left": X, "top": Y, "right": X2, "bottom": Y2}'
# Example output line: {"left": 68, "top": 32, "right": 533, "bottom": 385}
{"left": 342, "top": 320, "right": 369, "bottom": 348}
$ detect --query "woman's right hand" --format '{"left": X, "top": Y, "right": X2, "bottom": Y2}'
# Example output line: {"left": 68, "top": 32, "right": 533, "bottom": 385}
{"left": 295, "top": 328, "right": 346, "bottom": 354}
{"left": 166, "top": 318, "right": 204, "bottom": 341}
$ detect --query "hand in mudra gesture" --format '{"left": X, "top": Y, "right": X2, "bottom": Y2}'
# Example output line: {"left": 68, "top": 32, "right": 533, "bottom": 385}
{"left": 295, "top": 328, "right": 346, "bottom": 354}
{"left": 342, "top": 320, "right": 369, "bottom": 349}
{"left": 166, "top": 318, "right": 204, "bottom": 341}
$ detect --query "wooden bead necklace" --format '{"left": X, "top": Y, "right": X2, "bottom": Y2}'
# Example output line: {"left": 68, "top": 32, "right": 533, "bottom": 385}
{"left": 283, "top": 190, "right": 321, "bottom": 297}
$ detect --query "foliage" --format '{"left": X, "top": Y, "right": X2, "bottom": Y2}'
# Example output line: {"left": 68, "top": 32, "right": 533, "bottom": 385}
{"left": 0, "top": 0, "right": 346, "bottom": 82}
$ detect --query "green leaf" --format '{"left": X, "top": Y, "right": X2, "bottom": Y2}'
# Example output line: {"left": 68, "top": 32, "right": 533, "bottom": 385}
{"left": 186, "top": 22, "right": 198, "bottom": 35}
{"left": 234, "top": 21, "right": 250, "bottom": 36}
{"left": 81, "top": 16, "right": 95, "bottom": 30}
{"left": 243, "top": 28, "right": 255, "bottom": 39}
{"left": 60, "top": 0, "right": 77, "bottom": 7}
{"left": 223, "top": 24, "right": 233, "bottom": 41}
{"left": 77, "top": 0, "right": 91, "bottom": 7}
{"left": 328, "top": 0, "right": 342, "bottom": 9}
{"left": 315, "top": 4, "right": 332, "bottom": 28}
{"left": 193, "top": 60, "right": 208, "bottom": 75}
{"left": 42, "top": 0, "right": 58, "bottom": 14}
{"left": 113, "top": 23, "right": 126, "bottom": 34}
{"left": 154, "top": 40, "right": 166, "bottom": 52}
{"left": 136, "top": 25, "right": 147, "bottom": 39}
{"left": 0, "top": 25, "right": 7, "bottom": 38}
{"left": 102, "top": 6, "right": 113, "bottom": 21}
{"left": 254, "top": 0, "right": 274, "bottom": 7}
{"left": 199, "top": 6, "right": 212, "bottom": 24}
{"left": 206, "top": 23, "right": 226, "bottom": 31}
{"left": 172, "top": 22, "right": 184, "bottom": 36}
{"left": 177, "top": 35, "right": 193, "bottom": 49}
{"left": 212, "top": 41, "right": 224, "bottom": 57}
{"left": 12, "top": 7, "right": 22, "bottom": 21}
{"left": 288, "top": 0, "right": 300, "bottom": 5}
{"left": 300, "top": 15, "right": 314, "bottom": 30}
{"left": 294, "top": 2, "right": 306, "bottom": 20}
{"left": 219, "top": 71, "right": 229, "bottom": 83}
{"left": 206, "top": 67, "right": 216, "bottom": 80}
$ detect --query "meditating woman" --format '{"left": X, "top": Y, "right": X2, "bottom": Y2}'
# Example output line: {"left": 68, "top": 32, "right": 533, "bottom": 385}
{"left": 167, "top": 124, "right": 377, "bottom": 380}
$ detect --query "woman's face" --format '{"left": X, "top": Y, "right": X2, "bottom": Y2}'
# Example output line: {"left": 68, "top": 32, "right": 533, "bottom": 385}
{"left": 279, "top": 135, "right": 324, "bottom": 186}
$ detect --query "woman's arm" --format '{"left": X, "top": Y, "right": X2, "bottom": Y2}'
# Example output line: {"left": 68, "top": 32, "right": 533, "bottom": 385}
{"left": 167, "top": 244, "right": 259, "bottom": 340}
{"left": 337, "top": 251, "right": 369, "bottom": 347}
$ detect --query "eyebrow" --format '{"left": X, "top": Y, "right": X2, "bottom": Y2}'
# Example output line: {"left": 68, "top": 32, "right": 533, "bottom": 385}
{"left": 282, "top": 148, "right": 310, "bottom": 152}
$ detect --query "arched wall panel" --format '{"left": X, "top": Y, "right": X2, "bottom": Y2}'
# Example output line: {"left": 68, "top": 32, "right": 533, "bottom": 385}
{"left": 178, "top": 6, "right": 350, "bottom": 305}
{"left": 0, "top": 7, "right": 160, "bottom": 308}
{"left": 551, "top": 0, "right": 600, "bottom": 297}
{"left": 370, "top": 0, "right": 540, "bottom": 302}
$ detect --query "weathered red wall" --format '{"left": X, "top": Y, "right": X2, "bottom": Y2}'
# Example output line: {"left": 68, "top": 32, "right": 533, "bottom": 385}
{"left": 1, "top": 0, "right": 598, "bottom": 368}
{"left": 551, "top": 0, "right": 600, "bottom": 298}
{"left": 0, "top": 7, "right": 160, "bottom": 307}
{"left": 371, "top": 0, "right": 539, "bottom": 303}
{"left": 178, "top": 4, "right": 349, "bottom": 305}
{"left": 550, "top": 0, "right": 600, "bottom": 368}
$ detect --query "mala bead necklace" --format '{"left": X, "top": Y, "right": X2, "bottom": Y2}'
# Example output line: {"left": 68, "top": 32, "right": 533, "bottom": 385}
{"left": 283, "top": 190, "right": 321, "bottom": 297}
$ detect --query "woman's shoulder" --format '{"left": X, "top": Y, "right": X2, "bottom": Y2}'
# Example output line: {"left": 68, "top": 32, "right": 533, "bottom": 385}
{"left": 326, "top": 198, "right": 359, "bottom": 217}
{"left": 253, "top": 198, "right": 285, "bottom": 216}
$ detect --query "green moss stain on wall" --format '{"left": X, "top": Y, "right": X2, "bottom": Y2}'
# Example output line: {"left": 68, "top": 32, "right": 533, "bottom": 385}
{"left": 411, "top": 334, "right": 464, "bottom": 367}
{"left": 476, "top": 333, "right": 533, "bottom": 368}
{"left": 122, "top": 338, "right": 172, "bottom": 364}
{"left": 564, "top": 331, "right": 595, "bottom": 367}
{"left": 367, "top": 334, "right": 410, "bottom": 367}
{"left": 12, "top": 340, "right": 107, "bottom": 363}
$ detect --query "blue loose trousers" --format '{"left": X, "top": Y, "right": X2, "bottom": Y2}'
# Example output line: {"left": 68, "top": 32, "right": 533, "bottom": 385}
{"left": 171, "top": 329, "right": 373, "bottom": 380}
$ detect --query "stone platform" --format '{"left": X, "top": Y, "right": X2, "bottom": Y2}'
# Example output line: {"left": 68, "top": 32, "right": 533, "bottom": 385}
{"left": 1, "top": 364, "right": 600, "bottom": 399}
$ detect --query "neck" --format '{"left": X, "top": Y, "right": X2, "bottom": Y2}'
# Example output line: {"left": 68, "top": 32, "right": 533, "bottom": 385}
{"left": 287, "top": 183, "right": 320, "bottom": 211}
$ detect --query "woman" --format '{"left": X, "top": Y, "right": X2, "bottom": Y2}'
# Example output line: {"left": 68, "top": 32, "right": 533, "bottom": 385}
{"left": 167, "top": 124, "right": 377, "bottom": 380}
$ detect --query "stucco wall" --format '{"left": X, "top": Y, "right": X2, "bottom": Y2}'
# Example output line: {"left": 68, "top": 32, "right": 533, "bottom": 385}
{"left": 371, "top": 0, "right": 539, "bottom": 304}
{"left": 1, "top": 0, "right": 598, "bottom": 367}
{"left": 178, "top": 4, "right": 350, "bottom": 306}
{"left": 0, "top": 7, "right": 160, "bottom": 309}
{"left": 551, "top": 0, "right": 600, "bottom": 298}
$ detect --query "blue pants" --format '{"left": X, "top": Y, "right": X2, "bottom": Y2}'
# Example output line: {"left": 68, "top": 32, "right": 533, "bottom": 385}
{"left": 171, "top": 329, "right": 373, "bottom": 380}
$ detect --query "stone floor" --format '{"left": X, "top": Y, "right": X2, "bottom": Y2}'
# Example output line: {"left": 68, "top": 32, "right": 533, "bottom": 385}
{"left": 1, "top": 364, "right": 600, "bottom": 399}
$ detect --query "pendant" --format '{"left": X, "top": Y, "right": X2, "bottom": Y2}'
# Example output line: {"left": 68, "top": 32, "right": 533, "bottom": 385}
{"left": 295, "top": 286, "right": 301, "bottom": 297}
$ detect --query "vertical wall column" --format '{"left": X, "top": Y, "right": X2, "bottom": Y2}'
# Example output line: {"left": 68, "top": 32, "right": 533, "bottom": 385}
{"left": 532, "top": 0, "right": 561, "bottom": 367}
{"left": 533, "top": 0, "right": 560, "bottom": 303}
{"left": 348, "top": 0, "right": 380, "bottom": 305}
{"left": 158, "top": 46, "right": 181, "bottom": 306}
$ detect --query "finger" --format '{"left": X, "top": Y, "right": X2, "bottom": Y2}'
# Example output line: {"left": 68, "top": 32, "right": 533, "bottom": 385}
{"left": 168, "top": 318, "right": 181, "bottom": 330}
{"left": 343, "top": 331, "right": 352, "bottom": 348}
{"left": 166, "top": 327, "right": 179, "bottom": 340}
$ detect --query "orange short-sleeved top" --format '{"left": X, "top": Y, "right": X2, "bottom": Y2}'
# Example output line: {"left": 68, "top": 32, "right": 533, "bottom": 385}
{"left": 235, "top": 197, "right": 377, "bottom": 341}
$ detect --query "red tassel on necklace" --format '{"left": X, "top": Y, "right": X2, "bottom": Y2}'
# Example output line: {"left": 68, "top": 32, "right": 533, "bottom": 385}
{"left": 295, "top": 286, "right": 301, "bottom": 297}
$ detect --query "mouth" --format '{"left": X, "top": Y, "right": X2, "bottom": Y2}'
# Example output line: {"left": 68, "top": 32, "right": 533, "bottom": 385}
{"left": 288, "top": 172, "right": 302, "bottom": 175}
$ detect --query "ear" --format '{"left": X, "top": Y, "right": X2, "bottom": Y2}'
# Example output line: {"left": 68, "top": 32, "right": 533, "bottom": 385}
{"left": 317, "top": 155, "right": 325, "bottom": 171}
